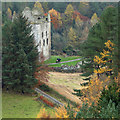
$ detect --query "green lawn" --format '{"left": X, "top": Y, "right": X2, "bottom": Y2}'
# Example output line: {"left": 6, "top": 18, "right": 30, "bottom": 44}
{"left": 44, "top": 55, "right": 81, "bottom": 67}
{"left": 2, "top": 91, "right": 55, "bottom": 118}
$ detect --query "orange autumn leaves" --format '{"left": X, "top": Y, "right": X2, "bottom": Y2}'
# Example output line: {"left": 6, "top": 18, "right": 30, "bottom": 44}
{"left": 48, "top": 8, "right": 62, "bottom": 29}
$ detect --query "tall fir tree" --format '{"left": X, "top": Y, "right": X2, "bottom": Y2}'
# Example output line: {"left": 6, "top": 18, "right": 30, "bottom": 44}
{"left": 79, "top": 6, "right": 118, "bottom": 77}
{"left": 73, "top": 6, "right": 119, "bottom": 100}
{"left": 2, "top": 14, "right": 39, "bottom": 93}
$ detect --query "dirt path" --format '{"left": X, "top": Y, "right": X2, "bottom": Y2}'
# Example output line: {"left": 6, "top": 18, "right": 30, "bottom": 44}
{"left": 43, "top": 72, "right": 88, "bottom": 105}
{"left": 47, "top": 58, "right": 82, "bottom": 65}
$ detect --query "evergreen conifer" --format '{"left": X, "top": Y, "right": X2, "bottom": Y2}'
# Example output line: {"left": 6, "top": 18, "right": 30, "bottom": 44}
{"left": 2, "top": 14, "right": 39, "bottom": 93}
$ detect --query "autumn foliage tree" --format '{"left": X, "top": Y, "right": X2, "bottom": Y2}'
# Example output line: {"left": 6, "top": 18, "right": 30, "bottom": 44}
{"left": 68, "top": 27, "right": 77, "bottom": 46}
{"left": 81, "top": 40, "right": 118, "bottom": 106}
{"left": 34, "top": 60, "right": 49, "bottom": 87}
{"left": 7, "top": 7, "right": 12, "bottom": 19}
{"left": 36, "top": 108, "right": 51, "bottom": 118}
{"left": 90, "top": 13, "right": 99, "bottom": 26}
{"left": 75, "top": 15, "right": 83, "bottom": 27}
{"left": 34, "top": 1, "right": 44, "bottom": 13}
{"left": 55, "top": 106, "right": 69, "bottom": 118}
{"left": 64, "top": 4, "right": 74, "bottom": 25}
{"left": 94, "top": 40, "right": 114, "bottom": 78}
{"left": 49, "top": 8, "right": 62, "bottom": 29}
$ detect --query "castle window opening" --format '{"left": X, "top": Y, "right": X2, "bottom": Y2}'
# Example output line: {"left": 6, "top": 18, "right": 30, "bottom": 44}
{"left": 46, "top": 31, "right": 47, "bottom": 36}
{"left": 43, "top": 39, "right": 45, "bottom": 46}
{"left": 47, "top": 38, "right": 48, "bottom": 45}
{"left": 39, "top": 40, "right": 41, "bottom": 46}
{"left": 42, "top": 32, "right": 43, "bottom": 38}
{"left": 38, "top": 17, "right": 41, "bottom": 20}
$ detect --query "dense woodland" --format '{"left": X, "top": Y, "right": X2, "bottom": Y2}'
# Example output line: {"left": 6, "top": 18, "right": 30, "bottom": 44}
{"left": 2, "top": 2, "right": 118, "bottom": 55}
{"left": 2, "top": 2, "right": 120, "bottom": 119}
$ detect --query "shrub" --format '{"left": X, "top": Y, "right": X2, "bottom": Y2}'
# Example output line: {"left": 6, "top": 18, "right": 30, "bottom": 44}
{"left": 65, "top": 102, "right": 75, "bottom": 118}
{"left": 36, "top": 108, "right": 51, "bottom": 118}
{"left": 98, "top": 82, "right": 120, "bottom": 109}
{"left": 55, "top": 105, "right": 69, "bottom": 118}
{"left": 76, "top": 102, "right": 98, "bottom": 118}
{"left": 99, "top": 99, "right": 119, "bottom": 118}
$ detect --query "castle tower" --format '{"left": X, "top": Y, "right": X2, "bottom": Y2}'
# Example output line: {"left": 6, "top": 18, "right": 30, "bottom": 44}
{"left": 22, "top": 7, "right": 51, "bottom": 61}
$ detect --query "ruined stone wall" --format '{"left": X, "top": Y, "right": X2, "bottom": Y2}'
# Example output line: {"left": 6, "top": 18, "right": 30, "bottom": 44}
{"left": 22, "top": 7, "right": 51, "bottom": 61}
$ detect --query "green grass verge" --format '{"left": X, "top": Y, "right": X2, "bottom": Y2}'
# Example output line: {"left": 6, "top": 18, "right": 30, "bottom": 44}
{"left": 49, "top": 60, "right": 81, "bottom": 67}
{"left": 2, "top": 91, "right": 55, "bottom": 118}
{"left": 44, "top": 55, "right": 81, "bottom": 67}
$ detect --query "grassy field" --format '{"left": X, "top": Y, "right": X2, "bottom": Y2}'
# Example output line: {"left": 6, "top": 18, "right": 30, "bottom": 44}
{"left": 44, "top": 55, "right": 81, "bottom": 67}
{"left": 48, "top": 72, "right": 87, "bottom": 91}
{"left": 2, "top": 91, "right": 55, "bottom": 118}
{"left": 42, "top": 72, "right": 88, "bottom": 105}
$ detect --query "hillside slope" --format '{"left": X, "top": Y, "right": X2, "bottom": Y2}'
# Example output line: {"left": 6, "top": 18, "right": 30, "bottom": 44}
{"left": 43, "top": 72, "right": 88, "bottom": 105}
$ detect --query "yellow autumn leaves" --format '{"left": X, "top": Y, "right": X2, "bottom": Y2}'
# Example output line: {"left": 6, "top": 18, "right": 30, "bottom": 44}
{"left": 81, "top": 75, "right": 110, "bottom": 106}
{"left": 34, "top": 1, "right": 44, "bottom": 14}
{"left": 7, "top": 8, "right": 12, "bottom": 17}
{"left": 64, "top": 4, "right": 74, "bottom": 18}
{"left": 91, "top": 13, "right": 99, "bottom": 26}
{"left": 94, "top": 40, "right": 114, "bottom": 74}
{"left": 81, "top": 40, "right": 114, "bottom": 106}
{"left": 36, "top": 108, "right": 50, "bottom": 118}
{"left": 36, "top": 40, "right": 116, "bottom": 118}
{"left": 75, "top": 15, "right": 83, "bottom": 27}
{"left": 94, "top": 67, "right": 112, "bottom": 74}
{"left": 55, "top": 106, "right": 69, "bottom": 118}
{"left": 36, "top": 105, "right": 69, "bottom": 119}
{"left": 105, "top": 40, "right": 114, "bottom": 51}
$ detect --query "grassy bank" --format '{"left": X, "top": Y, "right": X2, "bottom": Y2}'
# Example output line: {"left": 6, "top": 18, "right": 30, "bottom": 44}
{"left": 44, "top": 55, "right": 81, "bottom": 67}
{"left": 2, "top": 91, "right": 55, "bottom": 118}
{"left": 39, "top": 84, "right": 78, "bottom": 107}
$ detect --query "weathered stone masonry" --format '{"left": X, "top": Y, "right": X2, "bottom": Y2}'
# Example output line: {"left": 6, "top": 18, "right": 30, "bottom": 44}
{"left": 22, "top": 7, "right": 51, "bottom": 60}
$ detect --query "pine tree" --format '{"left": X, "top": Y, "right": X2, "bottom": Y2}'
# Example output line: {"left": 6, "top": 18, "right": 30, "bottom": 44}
{"left": 80, "top": 23, "right": 104, "bottom": 77}
{"left": 2, "top": 14, "right": 39, "bottom": 93}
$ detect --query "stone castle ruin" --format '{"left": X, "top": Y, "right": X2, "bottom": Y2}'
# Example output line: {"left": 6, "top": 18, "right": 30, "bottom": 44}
{"left": 22, "top": 7, "right": 51, "bottom": 60}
